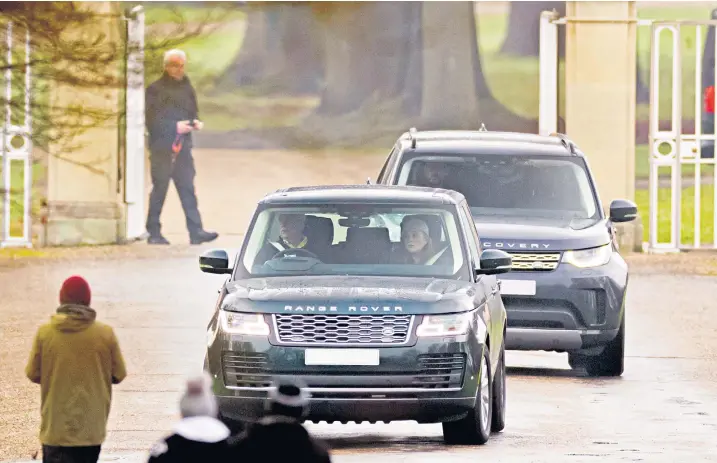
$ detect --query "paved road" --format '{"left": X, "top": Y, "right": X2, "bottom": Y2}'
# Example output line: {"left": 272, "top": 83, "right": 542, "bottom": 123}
{"left": 4, "top": 148, "right": 717, "bottom": 462}
{"left": 3, "top": 251, "right": 717, "bottom": 463}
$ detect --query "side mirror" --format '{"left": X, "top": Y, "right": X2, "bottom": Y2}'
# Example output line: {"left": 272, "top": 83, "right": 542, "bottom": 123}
{"left": 609, "top": 199, "right": 638, "bottom": 223}
{"left": 476, "top": 249, "right": 513, "bottom": 275}
{"left": 199, "top": 249, "right": 232, "bottom": 274}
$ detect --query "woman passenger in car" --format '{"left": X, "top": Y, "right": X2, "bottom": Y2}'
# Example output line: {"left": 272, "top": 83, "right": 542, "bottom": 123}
{"left": 390, "top": 218, "right": 439, "bottom": 265}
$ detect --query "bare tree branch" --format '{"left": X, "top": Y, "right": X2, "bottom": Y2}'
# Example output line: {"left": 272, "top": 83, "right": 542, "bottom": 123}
{"left": 0, "top": 1, "right": 235, "bottom": 151}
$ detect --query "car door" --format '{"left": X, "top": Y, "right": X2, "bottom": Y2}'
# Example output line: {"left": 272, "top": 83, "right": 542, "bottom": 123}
{"left": 455, "top": 202, "right": 495, "bottom": 347}
{"left": 459, "top": 201, "right": 505, "bottom": 365}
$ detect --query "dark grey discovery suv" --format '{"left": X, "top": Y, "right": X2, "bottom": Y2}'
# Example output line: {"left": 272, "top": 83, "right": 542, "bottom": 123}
{"left": 378, "top": 128, "right": 638, "bottom": 377}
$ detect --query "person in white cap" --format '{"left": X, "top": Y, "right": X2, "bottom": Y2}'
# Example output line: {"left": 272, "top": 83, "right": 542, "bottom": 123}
{"left": 230, "top": 377, "right": 332, "bottom": 463}
{"left": 147, "top": 373, "right": 231, "bottom": 462}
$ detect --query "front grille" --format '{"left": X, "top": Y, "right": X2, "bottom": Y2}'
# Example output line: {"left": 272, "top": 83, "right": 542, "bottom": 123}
{"left": 274, "top": 314, "right": 413, "bottom": 346}
{"left": 508, "top": 252, "right": 561, "bottom": 271}
{"left": 415, "top": 353, "right": 466, "bottom": 389}
{"left": 222, "top": 351, "right": 272, "bottom": 388}
{"left": 221, "top": 350, "right": 466, "bottom": 391}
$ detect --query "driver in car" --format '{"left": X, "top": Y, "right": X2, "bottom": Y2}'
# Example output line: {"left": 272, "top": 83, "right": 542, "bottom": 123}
{"left": 411, "top": 162, "right": 467, "bottom": 196}
{"left": 255, "top": 213, "right": 326, "bottom": 265}
{"left": 416, "top": 162, "right": 450, "bottom": 188}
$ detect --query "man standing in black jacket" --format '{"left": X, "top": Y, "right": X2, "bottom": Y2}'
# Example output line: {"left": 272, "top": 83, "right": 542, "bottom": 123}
{"left": 230, "top": 378, "right": 332, "bottom": 463}
{"left": 144, "top": 49, "right": 218, "bottom": 245}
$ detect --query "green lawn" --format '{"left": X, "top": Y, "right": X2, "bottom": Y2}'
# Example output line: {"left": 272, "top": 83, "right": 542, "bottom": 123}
{"left": 636, "top": 183, "right": 715, "bottom": 245}
{"left": 144, "top": 17, "right": 246, "bottom": 88}
{"left": 635, "top": 143, "right": 715, "bottom": 179}
{"left": 0, "top": 160, "right": 42, "bottom": 238}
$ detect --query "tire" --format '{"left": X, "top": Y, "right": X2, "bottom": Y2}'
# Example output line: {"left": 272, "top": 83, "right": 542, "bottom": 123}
{"left": 442, "top": 346, "right": 492, "bottom": 445}
{"left": 583, "top": 317, "right": 625, "bottom": 377}
{"left": 490, "top": 341, "right": 506, "bottom": 433}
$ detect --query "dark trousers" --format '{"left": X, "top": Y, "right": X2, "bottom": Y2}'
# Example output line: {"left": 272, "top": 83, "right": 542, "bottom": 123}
{"left": 146, "top": 147, "right": 203, "bottom": 237}
{"left": 42, "top": 445, "right": 101, "bottom": 463}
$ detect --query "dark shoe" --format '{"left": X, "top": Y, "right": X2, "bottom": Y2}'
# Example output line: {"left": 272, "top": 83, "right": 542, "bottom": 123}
{"left": 148, "top": 234, "right": 170, "bottom": 245}
{"left": 190, "top": 230, "right": 219, "bottom": 245}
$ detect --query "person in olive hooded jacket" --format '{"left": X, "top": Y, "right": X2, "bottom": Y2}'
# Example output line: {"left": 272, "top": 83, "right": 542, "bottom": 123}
{"left": 26, "top": 275, "right": 127, "bottom": 463}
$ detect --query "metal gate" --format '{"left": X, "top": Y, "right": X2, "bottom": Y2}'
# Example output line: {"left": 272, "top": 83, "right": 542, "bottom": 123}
{"left": 0, "top": 21, "right": 32, "bottom": 248}
{"left": 539, "top": 13, "right": 717, "bottom": 252}
{"left": 648, "top": 20, "right": 717, "bottom": 251}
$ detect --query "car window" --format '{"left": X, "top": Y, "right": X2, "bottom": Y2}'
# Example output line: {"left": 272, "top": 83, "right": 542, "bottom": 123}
{"left": 395, "top": 153, "right": 600, "bottom": 226}
{"left": 238, "top": 203, "right": 471, "bottom": 280}
{"left": 377, "top": 146, "right": 400, "bottom": 184}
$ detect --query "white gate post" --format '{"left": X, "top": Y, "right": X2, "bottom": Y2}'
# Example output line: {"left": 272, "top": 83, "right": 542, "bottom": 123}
{"left": 1, "top": 21, "right": 32, "bottom": 248}
{"left": 1, "top": 21, "right": 11, "bottom": 245}
{"left": 539, "top": 10, "right": 560, "bottom": 135}
{"left": 124, "top": 6, "right": 147, "bottom": 241}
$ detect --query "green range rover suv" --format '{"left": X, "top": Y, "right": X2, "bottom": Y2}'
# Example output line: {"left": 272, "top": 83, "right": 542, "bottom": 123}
{"left": 200, "top": 184, "right": 513, "bottom": 445}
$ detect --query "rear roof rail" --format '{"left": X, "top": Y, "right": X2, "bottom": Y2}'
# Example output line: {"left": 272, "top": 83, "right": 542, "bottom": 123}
{"left": 549, "top": 132, "right": 577, "bottom": 155}
{"left": 408, "top": 127, "right": 417, "bottom": 148}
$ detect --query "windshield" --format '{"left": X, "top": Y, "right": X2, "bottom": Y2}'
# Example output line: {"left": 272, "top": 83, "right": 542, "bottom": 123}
{"left": 236, "top": 203, "right": 470, "bottom": 280}
{"left": 396, "top": 154, "right": 600, "bottom": 225}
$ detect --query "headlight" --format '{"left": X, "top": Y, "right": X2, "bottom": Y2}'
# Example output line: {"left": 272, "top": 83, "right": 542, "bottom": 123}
{"left": 219, "top": 311, "right": 270, "bottom": 336}
{"left": 416, "top": 312, "right": 481, "bottom": 337}
{"left": 562, "top": 244, "right": 612, "bottom": 268}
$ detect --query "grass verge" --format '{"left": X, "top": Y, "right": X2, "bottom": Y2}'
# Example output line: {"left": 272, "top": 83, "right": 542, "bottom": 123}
{"left": 0, "top": 160, "right": 43, "bottom": 239}
{"left": 635, "top": 143, "right": 716, "bottom": 180}
{"left": 635, "top": 183, "right": 715, "bottom": 245}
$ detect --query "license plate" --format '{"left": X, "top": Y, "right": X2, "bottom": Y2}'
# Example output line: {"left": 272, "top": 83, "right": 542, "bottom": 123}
{"left": 499, "top": 279, "right": 537, "bottom": 296}
{"left": 304, "top": 348, "right": 380, "bottom": 366}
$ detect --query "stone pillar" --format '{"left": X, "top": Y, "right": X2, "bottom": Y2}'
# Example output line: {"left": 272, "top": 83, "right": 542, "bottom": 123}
{"left": 43, "top": 2, "right": 125, "bottom": 246}
{"left": 564, "top": 1, "right": 643, "bottom": 251}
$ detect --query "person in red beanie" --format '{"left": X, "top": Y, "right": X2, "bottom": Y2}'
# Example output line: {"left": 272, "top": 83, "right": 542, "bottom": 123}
{"left": 26, "top": 275, "right": 127, "bottom": 463}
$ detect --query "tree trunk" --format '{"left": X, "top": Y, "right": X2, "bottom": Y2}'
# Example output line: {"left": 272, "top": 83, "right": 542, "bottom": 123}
{"left": 279, "top": 4, "right": 325, "bottom": 94}
{"left": 471, "top": 4, "right": 493, "bottom": 101}
{"left": 298, "top": 2, "right": 423, "bottom": 144}
{"left": 362, "top": 1, "right": 423, "bottom": 114}
{"left": 257, "top": 3, "right": 324, "bottom": 94}
{"left": 420, "top": 1, "right": 481, "bottom": 128}
{"left": 312, "top": 2, "right": 369, "bottom": 115}
{"left": 636, "top": 64, "right": 649, "bottom": 104}
{"left": 402, "top": 2, "right": 423, "bottom": 116}
{"left": 215, "top": 8, "right": 271, "bottom": 89}
{"left": 499, "top": 1, "right": 566, "bottom": 57}
{"left": 215, "top": 3, "right": 324, "bottom": 94}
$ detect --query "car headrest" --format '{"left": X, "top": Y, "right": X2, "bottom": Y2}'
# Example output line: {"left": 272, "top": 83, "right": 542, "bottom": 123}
{"left": 346, "top": 227, "right": 391, "bottom": 246}
{"left": 304, "top": 215, "right": 334, "bottom": 245}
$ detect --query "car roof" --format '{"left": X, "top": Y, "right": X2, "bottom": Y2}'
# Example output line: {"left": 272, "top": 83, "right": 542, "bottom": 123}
{"left": 396, "top": 129, "right": 583, "bottom": 158}
{"left": 260, "top": 185, "right": 465, "bottom": 206}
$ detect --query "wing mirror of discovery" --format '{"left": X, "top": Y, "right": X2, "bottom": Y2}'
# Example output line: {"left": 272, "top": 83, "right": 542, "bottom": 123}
{"left": 475, "top": 249, "right": 513, "bottom": 275}
{"left": 609, "top": 199, "right": 638, "bottom": 223}
{"left": 199, "top": 249, "right": 232, "bottom": 274}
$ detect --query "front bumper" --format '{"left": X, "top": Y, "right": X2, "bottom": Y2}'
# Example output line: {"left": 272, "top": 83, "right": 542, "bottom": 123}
{"left": 207, "top": 335, "right": 483, "bottom": 424}
{"left": 500, "top": 253, "right": 628, "bottom": 352}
